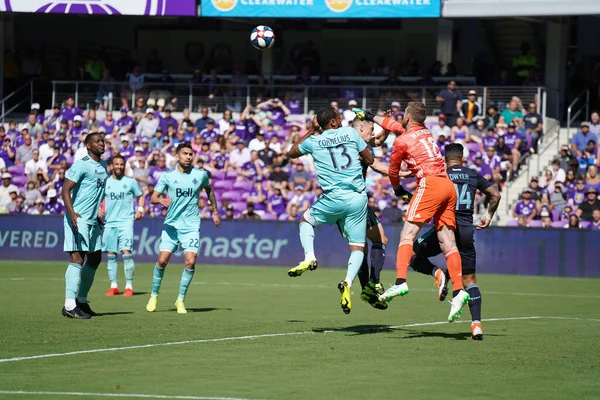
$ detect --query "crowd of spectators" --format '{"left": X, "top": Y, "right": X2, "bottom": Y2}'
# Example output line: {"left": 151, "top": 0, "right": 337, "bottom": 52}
{"left": 0, "top": 76, "right": 545, "bottom": 225}
{"left": 510, "top": 111, "right": 600, "bottom": 229}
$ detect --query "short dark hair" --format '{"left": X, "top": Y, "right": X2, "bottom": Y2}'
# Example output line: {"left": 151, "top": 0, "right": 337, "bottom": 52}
{"left": 445, "top": 143, "right": 464, "bottom": 161}
{"left": 405, "top": 102, "right": 427, "bottom": 124}
{"left": 316, "top": 107, "right": 338, "bottom": 130}
{"left": 84, "top": 131, "right": 103, "bottom": 144}
{"left": 176, "top": 142, "right": 193, "bottom": 153}
{"left": 111, "top": 155, "right": 125, "bottom": 164}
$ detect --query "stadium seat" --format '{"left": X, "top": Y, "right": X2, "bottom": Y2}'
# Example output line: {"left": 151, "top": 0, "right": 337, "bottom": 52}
{"left": 231, "top": 202, "right": 247, "bottom": 212}
{"left": 12, "top": 175, "right": 28, "bottom": 186}
{"left": 551, "top": 221, "right": 565, "bottom": 228}
{"left": 8, "top": 165, "right": 24, "bottom": 175}
{"left": 551, "top": 210, "right": 559, "bottom": 222}
{"left": 226, "top": 171, "right": 238, "bottom": 180}
{"left": 505, "top": 220, "right": 519, "bottom": 227}
{"left": 261, "top": 213, "right": 277, "bottom": 220}
{"left": 213, "top": 180, "right": 234, "bottom": 190}
{"left": 278, "top": 213, "right": 289, "bottom": 221}
{"left": 529, "top": 220, "right": 543, "bottom": 227}
{"left": 212, "top": 171, "right": 226, "bottom": 180}
{"left": 233, "top": 181, "right": 253, "bottom": 191}
{"left": 221, "top": 191, "right": 244, "bottom": 202}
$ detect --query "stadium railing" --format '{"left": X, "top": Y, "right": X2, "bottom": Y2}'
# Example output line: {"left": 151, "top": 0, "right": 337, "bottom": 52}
{"left": 49, "top": 80, "right": 544, "bottom": 117}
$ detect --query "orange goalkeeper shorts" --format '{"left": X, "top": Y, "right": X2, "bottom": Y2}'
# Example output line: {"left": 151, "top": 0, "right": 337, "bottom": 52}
{"left": 405, "top": 175, "right": 456, "bottom": 230}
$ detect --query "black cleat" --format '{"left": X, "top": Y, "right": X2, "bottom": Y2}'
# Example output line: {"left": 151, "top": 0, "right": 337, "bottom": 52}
{"left": 62, "top": 306, "right": 91, "bottom": 319}
{"left": 76, "top": 300, "right": 97, "bottom": 316}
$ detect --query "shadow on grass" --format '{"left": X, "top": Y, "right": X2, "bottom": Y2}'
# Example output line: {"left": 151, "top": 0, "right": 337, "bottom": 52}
{"left": 312, "top": 325, "right": 397, "bottom": 335}
{"left": 131, "top": 291, "right": 148, "bottom": 296}
{"left": 95, "top": 311, "right": 135, "bottom": 317}
{"left": 398, "top": 330, "right": 503, "bottom": 340}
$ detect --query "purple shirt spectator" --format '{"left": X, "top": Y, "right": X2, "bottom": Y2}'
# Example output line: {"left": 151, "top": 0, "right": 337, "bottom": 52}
{"left": 482, "top": 153, "right": 502, "bottom": 170}
{"left": 286, "top": 100, "right": 302, "bottom": 115}
{"left": 268, "top": 194, "right": 287, "bottom": 214}
{"left": 45, "top": 201, "right": 65, "bottom": 215}
{"left": 45, "top": 114, "right": 62, "bottom": 130}
{"left": 212, "top": 152, "right": 228, "bottom": 170}
{"left": 268, "top": 108, "right": 286, "bottom": 126}
{"left": 200, "top": 128, "right": 219, "bottom": 143}
{"left": 473, "top": 162, "right": 493, "bottom": 179}
{"left": 234, "top": 121, "right": 248, "bottom": 141}
{"left": 117, "top": 116, "right": 136, "bottom": 132}
{"left": 119, "top": 147, "right": 134, "bottom": 161}
{"left": 70, "top": 125, "right": 86, "bottom": 140}
{"left": 160, "top": 115, "right": 178, "bottom": 134}
{"left": 0, "top": 144, "right": 15, "bottom": 166}
{"left": 196, "top": 151, "right": 211, "bottom": 163}
{"left": 60, "top": 106, "right": 82, "bottom": 122}
{"left": 241, "top": 161, "right": 259, "bottom": 180}
{"left": 436, "top": 140, "right": 449, "bottom": 156}
{"left": 100, "top": 118, "right": 117, "bottom": 134}
{"left": 54, "top": 177, "right": 65, "bottom": 193}
{"left": 514, "top": 200, "right": 536, "bottom": 217}
{"left": 568, "top": 188, "right": 586, "bottom": 206}
{"left": 149, "top": 167, "right": 167, "bottom": 184}
{"left": 503, "top": 132, "right": 522, "bottom": 150}
{"left": 482, "top": 135, "right": 498, "bottom": 149}
{"left": 246, "top": 118, "right": 260, "bottom": 139}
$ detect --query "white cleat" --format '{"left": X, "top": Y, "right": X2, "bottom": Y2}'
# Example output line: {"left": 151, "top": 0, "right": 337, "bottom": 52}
{"left": 378, "top": 282, "right": 409, "bottom": 302}
{"left": 448, "top": 290, "right": 470, "bottom": 322}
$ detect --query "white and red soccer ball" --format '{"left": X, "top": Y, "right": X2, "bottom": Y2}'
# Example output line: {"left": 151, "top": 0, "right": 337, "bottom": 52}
{"left": 250, "top": 26, "right": 275, "bottom": 51}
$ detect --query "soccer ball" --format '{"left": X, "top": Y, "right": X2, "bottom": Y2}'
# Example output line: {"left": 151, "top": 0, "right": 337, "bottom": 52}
{"left": 250, "top": 26, "right": 275, "bottom": 50}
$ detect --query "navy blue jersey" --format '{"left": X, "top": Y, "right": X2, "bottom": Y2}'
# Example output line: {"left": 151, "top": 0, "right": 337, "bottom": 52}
{"left": 361, "top": 144, "right": 375, "bottom": 179}
{"left": 447, "top": 165, "right": 492, "bottom": 226}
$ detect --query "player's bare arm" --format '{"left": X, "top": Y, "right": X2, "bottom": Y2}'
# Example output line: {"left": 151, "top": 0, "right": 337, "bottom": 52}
{"left": 477, "top": 185, "right": 501, "bottom": 230}
{"left": 288, "top": 117, "right": 320, "bottom": 159}
{"left": 62, "top": 178, "right": 81, "bottom": 230}
{"left": 370, "top": 129, "right": 391, "bottom": 148}
{"left": 205, "top": 185, "right": 221, "bottom": 228}
{"left": 135, "top": 195, "right": 145, "bottom": 220}
{"left": 369, "top": 159, "right": 389, "bottom": 176}
{"left": 359, "top": 147, "right": 374, "bottom": 166}
{"left": 150, "top": 190, "right": 171, "bottom": 208}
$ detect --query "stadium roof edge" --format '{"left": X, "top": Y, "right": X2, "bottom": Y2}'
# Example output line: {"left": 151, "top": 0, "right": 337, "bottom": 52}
{"left": 442, "top": 0, "right": 600, "bottom": 18}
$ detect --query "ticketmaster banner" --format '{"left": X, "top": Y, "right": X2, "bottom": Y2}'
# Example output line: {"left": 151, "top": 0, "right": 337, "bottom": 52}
{"left": 0, "top": 0, "right": 197, "bottom": 16}
{"left": 0, "top": 215, "right": 599, "bottom": 277}
{"left": 202, "top": 0, "right": 441, "bottom": 18}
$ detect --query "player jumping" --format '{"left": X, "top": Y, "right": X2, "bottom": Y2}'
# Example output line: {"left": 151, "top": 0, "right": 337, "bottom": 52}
{"left": 287, "top": 108, "right": 374, "bottom": 314}
{"left": 350, "top": 116, "right": 411, "bottom": 310}
{"left": 99, "top": 155, "right": 145, "bottom": 296}
{"left": 146, "top": 142, "right": 220, "bottom": 314}
{"left": 61, "top": 132, "right": 108, "bottom": 319}
{"left": 354, "top": 102, "right": 469, "bottom": 322}
{"left": 411, "top": 143, "right": 501, "bottom": 339}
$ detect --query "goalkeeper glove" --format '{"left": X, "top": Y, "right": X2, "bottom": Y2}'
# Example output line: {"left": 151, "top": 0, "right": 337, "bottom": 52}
{"left": 394, "top": 186, "right": 413, "bottom": 202}
{"left": 352, "top": 108, "right": 375, "bottom": 122}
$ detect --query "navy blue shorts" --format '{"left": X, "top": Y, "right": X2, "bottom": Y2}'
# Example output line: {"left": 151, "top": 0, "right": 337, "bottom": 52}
{"left": 413, "top": 224, "right": 476, "bottom": 275}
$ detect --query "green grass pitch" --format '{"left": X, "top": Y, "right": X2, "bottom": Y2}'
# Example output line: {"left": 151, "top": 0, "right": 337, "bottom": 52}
{"left": 0, "top": 260, "right": 599, "bottom": 400}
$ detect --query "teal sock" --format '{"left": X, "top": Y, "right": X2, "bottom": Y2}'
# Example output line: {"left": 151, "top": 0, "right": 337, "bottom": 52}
{"left": 178, "top": 267, "right": 195, "bottom": 300}
{"left": 107, "top": 254, "right": 118, "bottom": 286}
{"left": 299, "top": 222, "right": 315, "bottom": 258}
{"left": 77, "top": 263, "right": 98, "bottom": 302}
{"left": 65, "top": 263, "right": 82, "bottom": 309}
{"left": 123, "top": 254, "right": 135, "bottom": 288}
{"left": 151, "top": 264, "right": 165, "bottom": 296}
{"left": 344, "top": 250, "right": 365, "bottom": 287}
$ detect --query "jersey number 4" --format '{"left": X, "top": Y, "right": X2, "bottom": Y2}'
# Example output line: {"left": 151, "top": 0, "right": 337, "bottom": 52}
{"left": 327, "top": 144, "right": 352, "bottom": 171}
{"left": 419, "top": 137, "right": 442, "bottom": 160}
{"left": 454, "top": 183, "right": 472, "bottom": 210}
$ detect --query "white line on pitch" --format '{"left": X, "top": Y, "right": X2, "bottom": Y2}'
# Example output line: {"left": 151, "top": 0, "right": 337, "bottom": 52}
{"left": 0, "top": 391, "right": 260, "bottom": 400}
{"left": 0, "top": 316, "right": 598, "bottom": 365}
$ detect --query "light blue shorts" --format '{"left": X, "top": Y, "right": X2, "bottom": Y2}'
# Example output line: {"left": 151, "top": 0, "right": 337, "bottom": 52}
{"left": 159, "top": 224, "right": 200, "bottom": 254}
{"left": 63, "top": 218, "right": 102, "bottom": 254}
{"left": 102, "top": 225, "right": 134, "bottom": 253}
{"left": 303, "top": 191, "right": 367, "bottom": 246}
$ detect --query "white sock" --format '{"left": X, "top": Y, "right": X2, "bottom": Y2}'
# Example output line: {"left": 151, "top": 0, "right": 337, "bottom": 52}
{"left": 345, "top": 279, "right": 352, "bottom": 288}
{"left": 304, "top": 251, "right": 315, "bottom": 261}
{"left": 110, "top": 282, "right": 118, "bottom": 289}
{"left": 125, "top": 283, "right": 133, "bottom": 290}
{"left": 65, "top": 298, "right": 76, "bottom": 310}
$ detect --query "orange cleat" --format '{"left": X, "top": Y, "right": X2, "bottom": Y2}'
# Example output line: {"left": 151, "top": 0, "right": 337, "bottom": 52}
{"left": 123, "top": 288, "right": 134, "bottom": 297}
{"left": 470, "top": 322, "right": 483, "bottom": 340}
{"left": 106, "top": 287, "right": 120, "bottom": 296}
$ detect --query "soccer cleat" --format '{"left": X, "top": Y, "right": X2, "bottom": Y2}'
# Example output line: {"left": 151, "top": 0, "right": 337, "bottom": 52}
{"left": 471, "top": 322, "right": 483, "bottom": 340}
{"left": 105, "top": 287, "right": 120, "bottom": 296}
{"left": 378, "top": 282, "right": 409, "bottom": 302}
{"left": 175, "top": 299, "right": 187, "bottom": 314}
{"left": 122, "top": 289, "right": 134, "bottom": 297}
{"left": 448, "top": 290, "right": 471, "bottom": 322}
{"left": 434, "top": 269, "right": 449, "bottom": 302}
{"left": 360, "top": 281, "right": 388, "bottom": 310}
{"left": 287, "top": 259, "right": 318, "bottom": 277}
{"left": 62, "top": 306, "right": 91, "bottom": 319}
{"left": 337, "top": 281, "right": 352, "bottom": 314}
{"left": 146, "top": 295, "right": 158, "bottom": 312}
{"left": 76, "top": 300, "right": 97, "bottom": 316}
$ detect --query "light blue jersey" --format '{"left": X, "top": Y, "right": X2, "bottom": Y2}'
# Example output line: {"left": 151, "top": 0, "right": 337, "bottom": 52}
{"left": 65, "top": 155, "right": 109, "bottom": 225}
{"left": 155, "top": 167, "right": 210, "bottom": 231}
{"left": 298, "top": 126, "right": 367, "bottom": 193}
{"left": 104, "top": 176, "right": 143, "bottom": 227}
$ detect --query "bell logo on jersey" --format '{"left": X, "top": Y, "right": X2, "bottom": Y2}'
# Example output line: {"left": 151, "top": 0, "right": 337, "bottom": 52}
{"left": 109, "top": 192, "right": 125, "bottom": 201}
{"left": 176, "top": 188, "right": 194, "bottom": 197}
